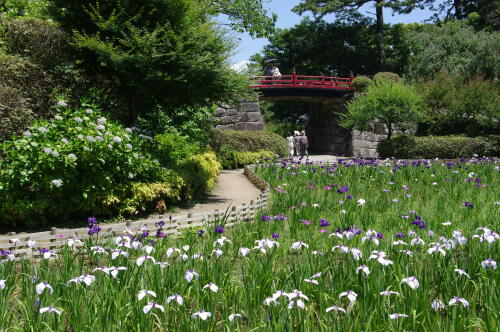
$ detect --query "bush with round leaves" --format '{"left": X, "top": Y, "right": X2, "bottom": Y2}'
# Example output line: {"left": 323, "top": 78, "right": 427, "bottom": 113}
{"left": 0, "top": 102, "right": 174, "bottom": 227}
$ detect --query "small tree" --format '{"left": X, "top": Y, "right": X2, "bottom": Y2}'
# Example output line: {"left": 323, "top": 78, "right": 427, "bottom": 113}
{"left": 340, "top": 79, "right": 423, "bottom": 139}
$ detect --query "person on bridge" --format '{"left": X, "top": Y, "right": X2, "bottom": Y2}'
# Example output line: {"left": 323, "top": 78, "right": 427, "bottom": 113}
{"left": 293, "top": 130, "right": 301, "bottom": 156}
{"left": 286, "top": 133, "right": 295, "bottom": 156}
{"left": 272, "top": 65, "right": 281, "bottom": 77}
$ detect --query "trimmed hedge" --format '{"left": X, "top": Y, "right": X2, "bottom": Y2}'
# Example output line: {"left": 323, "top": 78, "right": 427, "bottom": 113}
{"left": 178, "top": 152, "right": 222, "bottom": 200}
{"left": 210, "top": 129, "right": 288, "bottom": 157}
{"left": 378, "top": 135, "right": 500, "bottom": 159}
{"left": 217, "top": 149, "right": 275, "bottom": 169}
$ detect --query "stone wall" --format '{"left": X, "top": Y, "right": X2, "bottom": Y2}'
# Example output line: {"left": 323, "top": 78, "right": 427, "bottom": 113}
{"left": 351, "top": 121, "right": 390, "bottom": 158}
{"left": 306, "top": 100, "right": 352, "bottom": 156}
{"left": 214, "top": 101, "right": 265, "bottom": 131}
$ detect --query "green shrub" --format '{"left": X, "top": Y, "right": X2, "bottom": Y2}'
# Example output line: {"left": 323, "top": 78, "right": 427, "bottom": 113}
{"left": 0, "top": 102, "right": 167, "bottom": 227}
{"left": 210, "top": 129, "right": 288, "bottom": 156}
{"left": 1, "top": 18, "right": 69, "bottom": 69}
{"left": 373, "top": 72, "right": 401, "bottom": 83}
{"left": 217, "top": 149, "right": 275, "bottom": 169}
{"left": 178, "top": 152, "right": 222, "bottom": 199}
{"left": 0, "top": 54, "right": 56, "bottom": 141}
{"left": 351, "top": 75, "right": 373, "bottom": 93}
{"left": 377, "top": 135, "right": 499, "bottom": 159}
{"left": 153, "top": 132, "right": 201, "bottom": 168}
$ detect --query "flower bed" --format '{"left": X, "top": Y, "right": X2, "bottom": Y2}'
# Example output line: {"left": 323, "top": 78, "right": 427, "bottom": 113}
{"left": 0, "top": 157, "right": 498, "bottom": 330}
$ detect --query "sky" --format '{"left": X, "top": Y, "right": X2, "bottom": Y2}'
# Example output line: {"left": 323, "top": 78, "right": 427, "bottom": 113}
{"left": 229, "top": 0, "right": 441, "bottom": 66}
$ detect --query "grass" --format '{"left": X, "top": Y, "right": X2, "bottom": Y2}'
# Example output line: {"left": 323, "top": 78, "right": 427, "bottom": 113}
{"left": 0, "top": 157, "right": 498, "bottom": 331}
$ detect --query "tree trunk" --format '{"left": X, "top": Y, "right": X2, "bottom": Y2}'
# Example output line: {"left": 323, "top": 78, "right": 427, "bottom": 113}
{"left": 387, "top": 122, "right": 393, "bottom": 139}
{"left": 454, "top": 0, "right": 463, "bottom": 19}
{"left": 375, "top": 0, "right": 386, "bottom": 71}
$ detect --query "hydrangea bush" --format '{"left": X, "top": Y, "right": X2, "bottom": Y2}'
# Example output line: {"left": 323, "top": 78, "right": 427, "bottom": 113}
{"left": 0, "top": 102, "right": 172, "bottom": 226}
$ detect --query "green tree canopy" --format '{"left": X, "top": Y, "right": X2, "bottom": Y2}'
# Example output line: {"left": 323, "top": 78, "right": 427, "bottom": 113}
{"left": 293, "top": 0, "right": 430, "bottom": 70}
{"left": 405, "top": 21, "right": 500, "bottom": 80}
{"left": 46, "top": 0, "right": 259, "bottom": 125}
{"left": 340, "top": 78, "right": 423, "bottom": 138}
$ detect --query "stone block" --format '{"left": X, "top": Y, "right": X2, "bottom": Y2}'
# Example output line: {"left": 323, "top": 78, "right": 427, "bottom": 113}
{"left": 247, "top": 112, "right": 263, "bottom": 122}
{"left": 239, "top": 102, "right": 260, "bottom": 112}
{"left": 245, "top": 122, "right": 265, "bottom": 131}
{"left": 373, "top": 122, "right": 387, "bottom": 135}
{"left": 352, "top": 138, "right": 373, "bottom": 149}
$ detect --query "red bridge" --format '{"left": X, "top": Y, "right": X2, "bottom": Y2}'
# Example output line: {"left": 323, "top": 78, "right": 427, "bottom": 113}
{"left": 251, "top": 72, "right": 353, "bottom": 101}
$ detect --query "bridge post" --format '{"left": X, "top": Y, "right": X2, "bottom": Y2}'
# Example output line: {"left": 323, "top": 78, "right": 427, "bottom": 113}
{"left": 292, "top": 72, "right": 297, "bottom": 87}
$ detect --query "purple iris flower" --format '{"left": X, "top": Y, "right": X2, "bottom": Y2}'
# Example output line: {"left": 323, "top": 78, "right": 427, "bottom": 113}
{"left": 300, "top": 219, "right": 312, "bottom": 225}
{"left": 156, "top": 231, "right": 166, "bottom": 238}
{"left": 261, "top": 215, "right": 272, "bottom": 222}
{"left": 272, "top": 232, "right": 280, "bottom": 239}
{"left": 215, "top": 225, "right": 225, "bottom": 234}
{"left": 395, "top": 232, "right": 405, "bottom": 238}
{"left": 197, "top": 230, "right": 205, "bottom": 237}
{"left": 376, "top": 232, "right": 383, "bottom": 239}
{"left": 155, "top": 221, "right": 165, "bottom": 228}
{"left": 337, "top": 185, "right": 349, "bottom": 193}
{"left": 463, "top": 202, "right": 473, "bottom": 208}
{"left": 346, "top": 195, "right": 353, "bottom": 200}
{"left": 87, "top": 217, "right": 97, "bottom": 227}
{"left": 319, "top": 219, "right": 330, "bottom": 227}
{"left": 141, "top": 231, "right": 149, "bottom": 238}
{"left": 88, "top": 225, "right": 101, "bottom": 236}
{"left": 274, "top": 214, "right": 287, "bottom": 221}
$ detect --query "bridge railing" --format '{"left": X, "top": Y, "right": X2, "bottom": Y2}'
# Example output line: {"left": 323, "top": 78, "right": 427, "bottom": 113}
{"left": 251, "top": 72, "right": 353, "bottom": 90}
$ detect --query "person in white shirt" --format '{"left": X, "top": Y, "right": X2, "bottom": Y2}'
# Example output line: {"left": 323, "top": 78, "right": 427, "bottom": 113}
{"left": 286, "top": 133, "right": 295, "bottom": 156}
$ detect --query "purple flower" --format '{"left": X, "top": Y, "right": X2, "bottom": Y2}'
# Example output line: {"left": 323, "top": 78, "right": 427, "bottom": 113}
{"left": 88, "top": 225, "right": 101, "bottom": 236}
{"left": 215, "top": 225, "right": 225, "bottom": 234}
{"left": 141, "top": 231, "right": 149, "bottom": 238}
{"left": 155, "top": 221, "right": 165, "bottom": 228}
{"left": 376, "top": 232, "right": 383, "bottom": 239}
{"left": 272, "top": 232, "right": 280, "bottom": 239}
{"left": 463, "top": 202, "right": 473, "bottom": 208}
{"left": 346, "top": 195, "right": 353, "bottom": 200}
{"left": 274, "top": 214, "right": 287, "bottom": 221}
{"left": 395, "top": 232, "right": 405, "bottom": 239}
{"left": 337, "top": 185, "right": 349, "bottom": 193}
{"left": 300, "top": 219, "right": 312, "bottom": 225}
{"left": 261, "top": 215, "right": 272, "bottom": 222}
{"left": 319, "top": 219, "right": 330, "bottom": 227}
{"left": 156, "top": 231, "right": 166, "bottom": 238}
{"left": 197, "top": 229, "right": 205, "bottom": 237}
{"left": 87, "top": 217, "right": 97, "bottom": 228}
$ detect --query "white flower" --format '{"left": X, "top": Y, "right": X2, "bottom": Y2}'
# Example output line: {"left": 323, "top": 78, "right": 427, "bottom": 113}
{"left": 380, "top": 290, "right": 399, "bottom": 296}
{"left": 143, "top": 302, "right": 164, "bottom": 314}
{"left": 454, "top": 269, "right": 470, "bottom": 278}
{"left": 312, "top": 203, "right": 320, "bottom": 208}
{"left": 400, "top": 276, "right": 419, "bottom": 289}
{"left": 288, "top": 298, "right": 306, "bottom": 309}
{"left": 410, "top": 237, "right": 425, "bottom": 246}
{"left": 339, "top": 290, "right": 357, "bottom": 303}
{"left": 74, "top": 117, "right": 83, "bottom": 123}
{"left": 42, "top": 250, "right": 58, "bottom": 260}
{"left": 448, "top": 297, "right": 469, "bottom": 307}
{"left": 442, "top": 222, "right": 452, "bottom": 226}
{"left": 166, "top": 247, "right": 181, "bottom": 257}
{"left": 9, "top": 238, "right": 19, "bottom": 244}
{"left": 427, "top": 243, "right": 446, "bottom": 256}
{"left": 0, "top": 280, "right": 5, "bottom": 290}
{"left": 56, "top": 100, "right": 68, "bottom": 107}
{"left": 85, "top": 108, "right": 93, "bottom": 114}
{"left": 138, "top": 290, "right": 157, "bottom": 301}
{"left": 54, "top": 115, "right": 63, "bottom": 120}
{"left": 67, "top": 153, "right": 77, "bottom": 161}
{"left": 326, "top": 306, "right": 346, "bottom": 313}
{"left": 166, "top": 294, "right": 184, "bottom": 305}
{"left": 91, "top": 246, "right": 107, "bottom": 255}
{"left": 389, "top": 313, "right": 408, "bottom": 319}
{"left": 369, "top": 251, "right": 393, "bottom": 266}
{"left": 202, "top": 282, "right": 219, "bottom": 293}
{"left": 36, "top": 282, "right": 53, "bottom": 295}
{"left": 51, "top": 179, "right": 63, "bottom": 188}
{"left": 61, "top": 138, "right": 69, "bottom": 144}
{"left": 67, "top": 237, "right": 83, "bottom": 248}
{"left": 39, "top": 306, "right": 62, "bottom": 315}
{"left": 431, "top": 299, "right": 446, "bottom": 311}
{"left": 80, "top": 274, "right": 96, "bottom": 286}
{"left": 142, "top": 246, "right": 155, "bottom": 255}
{"left": 108, "top": 266, "right": 127, "bottom": 278}
{"left": 26, "top": 239, "right": 36, "bottom": 249}
{"left": 481, "top": 258, "right": 497, "bottom": 270}
{"left": 229, "top": 313, "right": 242, "bottom": 321}
{"left": 213, "top": 237, "right": 232, "bottom": 247}
{"left": 286, "top": 290, "right": 309, "bottom": 301}
{"left": 392, "top": 240, "right": 407, "bottom": 246}
{"left": 23, "top": 131, "right": 31, "bottom": 138}
{"left": 357, "top": 198, "right": 366, "bottom": 206}
{"left": 290, "top": 241, "right": 309, "bottom": 250}
{"left": 192, "top": 310, "right": 212, "bottom": 320}
{"left": 113, "top": 136, "right": 122, "bottom": 143}
{"left": 211, "top": 248, "right": 223, "bottom": 258}
{"left": 350, "top": 248, "right": 363, "bottom": 260}
{"left": 238, "top": 247, "right": 251, "bottom": 257}
{"left": 125, "top": 144, "right": 133, "bottom": 150}
{"left": 355, "top": 265, "right": 370, "bottom": 276}
{"left": 400, "top": 249, "right": 413, "bottom": 256}
{"left": 38, "top": 126, "right": 48, "bottom": 133}
{"left": 115, "top": 236, "right": 131, "bottom": 248}
{"left": 184, "top": 270, "right": 199, "bottom": 283}
{"left": 136, "top": 255, "right": 155, "bottom": 266}
{"left": 304, "top": 272, "right": 321, "bottom": 285}
{"left": 111, "top": 249, "right": 128, "bottom": 260}
{"left": 332, "top": 245, "right": 350, "bottom": 254}
{"left": 125, "top": 128, "right": 133, "bottom": 133}
{"left": 96, "top": 125, "right": 105, "bottom": 131}
{"left": 154, "top": 261, "right": 169, "bottom": 268}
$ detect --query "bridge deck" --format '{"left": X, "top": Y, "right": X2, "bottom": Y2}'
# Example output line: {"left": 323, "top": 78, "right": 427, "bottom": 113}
{"left": 251, "top": 73, "right": 353, "bottom": 91}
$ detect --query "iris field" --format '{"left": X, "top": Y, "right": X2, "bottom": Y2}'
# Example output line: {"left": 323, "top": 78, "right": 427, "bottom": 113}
{"left": 0, "top": 158, "right": 498, "bottom": 331}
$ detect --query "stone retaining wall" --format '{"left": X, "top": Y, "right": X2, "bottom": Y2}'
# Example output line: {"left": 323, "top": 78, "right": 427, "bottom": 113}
{"left": 214, "top": 101, "right": 265, "bottom": 131}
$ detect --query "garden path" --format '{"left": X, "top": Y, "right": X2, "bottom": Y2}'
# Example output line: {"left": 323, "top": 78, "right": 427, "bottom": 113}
{"left": 152, "top": 168, "right": 263, "bottom": 219}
